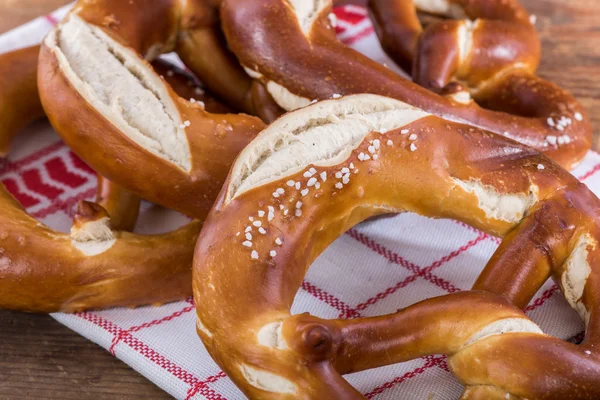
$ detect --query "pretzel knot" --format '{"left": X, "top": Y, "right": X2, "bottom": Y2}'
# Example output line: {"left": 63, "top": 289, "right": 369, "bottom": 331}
{"left": 194, "top": 95, "right": 600, "bottom": 399}
{"left": 221, "top": 0, "right": 592, "bottom": 169}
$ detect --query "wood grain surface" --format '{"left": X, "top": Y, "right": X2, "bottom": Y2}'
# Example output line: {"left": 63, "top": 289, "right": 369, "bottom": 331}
{"left": 1, "top": 0, "right": 600, "bottom": 399}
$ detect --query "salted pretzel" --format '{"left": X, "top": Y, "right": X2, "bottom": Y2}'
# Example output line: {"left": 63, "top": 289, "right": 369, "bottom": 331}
{"left": 220, "top": 0, "right": 592, "bottom": 170}
{"left": 194, "top": 94, "right": 600, "bottom": 399}
{"left": 38, "top": 0, "right": 265, "bottom": 219}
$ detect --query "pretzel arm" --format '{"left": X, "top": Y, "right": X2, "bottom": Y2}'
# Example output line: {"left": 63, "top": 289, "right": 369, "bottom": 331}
{"left": 221, "top": 0, "right": 591, "bottom": 169}
{"left": 95, "top": 175, "right": 141, "bottom": 231}
{"left": 0, "top": 46, "right": 44, "bottom": 157}
{"left": 177, "top": 0, "right": 255, "bottom": 114}
{"left": 0, "top": 185, "right": 201, "bottom": 313}
{"left": 367, "top": 0, "right": 422, "bottom": 72}
{"left": 194, "top": 94, "right": 600, "bottom": 398}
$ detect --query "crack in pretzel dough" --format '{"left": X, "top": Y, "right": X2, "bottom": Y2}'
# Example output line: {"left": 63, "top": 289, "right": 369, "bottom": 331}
{"left": 287, "top": 0, "right": 329, "bottom": 34}
{"left": 413, "top": 0, "right": 467, "bottom": 19}
{"left": 239, "top": 363, "right": 297, "bottom": 394}
{"left": 454, "top": 179, "right": 538, "bottom": 223}
{"left": 196, "top": 317, "right": 213, "bottom": 338}
{"left": 70, "top": 216, "right": 116, "bottom": 256}
{"left": 227, "top": 95, "right": 429, "bottom": 202}
{"left": 562, "top": 233, "right": 594, "bottom": 325}
{"left": 243, "top": 66, "right": 312, "bottom": 111}
{"left": 45, "top": 15, "right": 191, "bottom": 171}
{"left": 257, "top": 322, "right": 288, "bottom": 350}
{"left": 458, "top": 20, "right": 475, "bottom": 64}
{"left": 462, "top": 318, "right": 544, "bottom": 350}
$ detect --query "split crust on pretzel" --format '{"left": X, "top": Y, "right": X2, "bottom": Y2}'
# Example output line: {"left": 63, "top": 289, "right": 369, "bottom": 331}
{"left": 38, "top": 0, "right": 265, "bottom": 218}
{"left": 221, "top": 0, "right": 592, "bottom": 169}
{"left": 0, "top": 189, "right": 201, "bottom": 313}
{"left": 194, "top": 95, "right": 600, "bottom": 399}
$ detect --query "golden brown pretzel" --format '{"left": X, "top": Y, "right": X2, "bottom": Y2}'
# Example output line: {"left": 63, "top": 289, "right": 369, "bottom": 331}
{"left": 0, "top": 192, "right": 201, "bottom": 313}
{"left": 38, "top": 0, "right": 265, "bottom": 219}
{"left": 220, "top": 0, "right": 592, "bottom": 169}
{"left": 193, "top": 95, "right": 600, "bottom": 399}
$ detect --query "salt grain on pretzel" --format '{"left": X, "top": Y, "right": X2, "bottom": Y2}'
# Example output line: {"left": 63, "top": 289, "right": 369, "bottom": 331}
{"left": 194, "top": 95, "right": 600, "bottom": 399}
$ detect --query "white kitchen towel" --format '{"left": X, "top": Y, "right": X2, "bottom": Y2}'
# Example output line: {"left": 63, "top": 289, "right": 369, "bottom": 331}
{"left": 0, "top": 4, "right": 596, "bottom": 399}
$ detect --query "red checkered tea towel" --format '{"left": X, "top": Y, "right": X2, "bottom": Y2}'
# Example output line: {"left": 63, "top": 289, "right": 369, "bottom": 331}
{"left": 0, "top": 4, "right": 595, "bottom": 399}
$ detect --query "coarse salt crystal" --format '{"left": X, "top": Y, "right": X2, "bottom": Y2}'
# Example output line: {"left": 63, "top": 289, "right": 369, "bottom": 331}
{"left": 242, "top": 241, "right": 252, "bottom": 247}
{"left": 270, "top": 250, "right": 277, "bottom": 257}
{"left": 251, "top": 250, "right": 259, "bottom": 259}
{"left": 287, "top": 180, "right": 295, "bottom": 187}
{"left": 275, "top": 238, "right": 282, "bottom": 245}
{"left": 537, "top": 164, "right": 545, "bottom": 170}
{"left": 307, "top": 177, "right": 317, "bottom": 187}
{"left": 410, "top": 143, "right": 417, "bottom": 152}
{"left": 335, "top": 182, "right": 343, "bottom": 189}
{"left": 301, "top": 189, "right": 309, "bottom": 196}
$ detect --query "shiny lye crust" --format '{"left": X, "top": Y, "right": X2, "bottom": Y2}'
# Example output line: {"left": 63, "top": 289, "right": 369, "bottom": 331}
{"left": 221, "top": 0, "right": 592, "bottom": 169}
{"left": 38, "top": 0, "right": 265, "bottom": 218}
{"left": 0, "top": 193, "right": 201, "bottom": 313}
{"left": 194, "top": 95, "right": 600, "bottom": 399}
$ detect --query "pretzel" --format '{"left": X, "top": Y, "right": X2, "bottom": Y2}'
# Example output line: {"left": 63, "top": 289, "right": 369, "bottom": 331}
{"left": 220, "top": 0, "right": 592, "bottom": 169}
{"left": 38, "top": 0, "right": 265, "bottom": 219}
{"left": 193, "top": 94, "right": 600, "bottom": 399}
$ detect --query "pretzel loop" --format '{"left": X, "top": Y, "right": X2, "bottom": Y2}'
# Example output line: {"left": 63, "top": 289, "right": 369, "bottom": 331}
{"left": 194, "top": 95, "right": 600, "bottom": 399}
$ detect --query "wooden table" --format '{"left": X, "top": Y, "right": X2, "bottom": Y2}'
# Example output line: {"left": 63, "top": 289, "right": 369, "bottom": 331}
{"left": 0, "top": 0, "right": 599, "bottom": 399}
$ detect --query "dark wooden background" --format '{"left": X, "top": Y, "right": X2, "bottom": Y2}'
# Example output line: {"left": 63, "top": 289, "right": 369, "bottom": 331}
{"left": 1, "top": 0, "right": 600, "bottom": 399}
